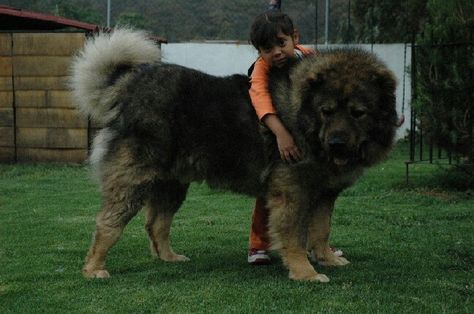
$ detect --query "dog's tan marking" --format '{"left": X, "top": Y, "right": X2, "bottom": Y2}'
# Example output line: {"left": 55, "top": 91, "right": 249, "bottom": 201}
{"left": 83, "top": 214, "right": 124, "bottom": 278}
{"left": 145, "top": 204, "right": 189, "bottom": 262}
{"left": 307, "top": 195, "right": 351, "bottom": 267}
{"left": 83, "top": 144, "right": 156, "bottom": 278}
{"left": 266, "top": 165, "right": 330, "bottom": 282}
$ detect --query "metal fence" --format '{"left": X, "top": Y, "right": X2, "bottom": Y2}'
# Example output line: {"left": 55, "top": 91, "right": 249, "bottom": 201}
{"left": 405, "top": 41, "right": 473, "bottom": 184}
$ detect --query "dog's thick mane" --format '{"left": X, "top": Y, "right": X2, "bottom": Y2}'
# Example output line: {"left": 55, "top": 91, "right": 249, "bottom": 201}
{"left": 268, "top": 50, "right": 398, "bottom": 168}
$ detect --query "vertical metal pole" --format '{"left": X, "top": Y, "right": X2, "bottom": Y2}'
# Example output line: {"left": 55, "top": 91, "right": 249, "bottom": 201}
{"left": 420, "top": 118, "right": 423, "bottom": 161}
{"left": 469, "top": 31, "right": 474, "bottom": 164}
{"left": 406, "top": 39, "right": 416, "bottom": 184}
{"left": 347, "top": 0, "right": 351, "bottom": 43}
{"left": 10, "top": 32, "right": 17, "bottom": 163}
{"left": 406, "top": 163, "right": 409, "bottom": 185}
{"left": 429, "top": 141, "right": 433, "bottom": 163}
{"left": 107, "top": 0, "right": 111, "bottom": 28}
{"left": 325, "top": 0, "right": 329, "bottom": 45}
{"left": 409, "top": 40, "right": 416, "bottom": 163}
{"left": 314, "top": 0, "right": 318, "bottom": 45}
{"left": 370, "top": 0, "right": 375, "bottom": 51}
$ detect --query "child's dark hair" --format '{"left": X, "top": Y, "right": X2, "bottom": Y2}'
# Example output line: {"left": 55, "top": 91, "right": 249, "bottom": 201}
{"left": 250, "top": 12, "right": 295, "bottom": 50}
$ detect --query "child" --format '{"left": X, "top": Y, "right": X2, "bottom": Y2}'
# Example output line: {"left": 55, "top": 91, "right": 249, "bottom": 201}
{"left": 247, "top": 11, "right": 343, "bottom": 264}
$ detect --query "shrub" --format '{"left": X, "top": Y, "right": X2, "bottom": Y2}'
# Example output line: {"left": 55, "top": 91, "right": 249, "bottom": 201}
{"left": 413, "top": 0, "right": 473, "bottom": 162}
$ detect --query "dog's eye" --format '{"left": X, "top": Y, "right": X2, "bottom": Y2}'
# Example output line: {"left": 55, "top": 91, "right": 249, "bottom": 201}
{"left": 351, "top": 108, "right": 367, "bottom": 119}
{"left": 320, "top": 107, "right": 334, "bottom": 116}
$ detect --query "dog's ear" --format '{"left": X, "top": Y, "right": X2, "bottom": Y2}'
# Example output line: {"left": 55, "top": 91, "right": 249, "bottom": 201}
{"left": 306, "top": 72, "right": 325, "bottom": 89}
{"left": 372, "top": 68, "right": 396, "bottom": 95}
{"left": 372, "top": 68, "right": 398, "bottom": 126}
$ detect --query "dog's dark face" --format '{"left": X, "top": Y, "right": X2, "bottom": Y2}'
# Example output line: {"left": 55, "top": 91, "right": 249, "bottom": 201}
{"left": 316, "top": 91, "right": 373, "bottom": 167}
{"left": 293, "top": 51, "right": 398, "bottom": 168}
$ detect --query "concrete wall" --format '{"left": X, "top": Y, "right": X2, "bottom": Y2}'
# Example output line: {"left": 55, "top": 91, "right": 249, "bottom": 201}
{"left": 162, "top": 42, "right": 411, "bottom": 139}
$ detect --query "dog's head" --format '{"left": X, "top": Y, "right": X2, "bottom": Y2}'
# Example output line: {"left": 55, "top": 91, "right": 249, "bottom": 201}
{"left": 290, "top": 49, "right": 398, "bottom": 168}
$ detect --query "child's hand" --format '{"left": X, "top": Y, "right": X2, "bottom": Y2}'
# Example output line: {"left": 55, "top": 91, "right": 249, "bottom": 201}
{"left": 262, "top": 114, "right": 303, "bottom": 163}
{"left": 276, "top": 131, "right": 302, "bottom": 162}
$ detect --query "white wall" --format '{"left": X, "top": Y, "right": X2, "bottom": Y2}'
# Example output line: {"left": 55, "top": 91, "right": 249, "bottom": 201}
{"left": 161, "top": 42, "right": 258, "bottom": 76}
{"left": 162, "top": 42, "right": 411, "bottom": 139}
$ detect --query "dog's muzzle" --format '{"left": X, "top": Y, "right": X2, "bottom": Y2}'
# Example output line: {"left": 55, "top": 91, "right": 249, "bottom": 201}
{"left": 327, "top": 133, "right": 355, "bottom": 166}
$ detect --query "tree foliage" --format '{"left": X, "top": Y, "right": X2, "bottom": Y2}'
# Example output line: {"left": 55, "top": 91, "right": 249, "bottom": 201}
{"left": 0, "top": 0, "right": 427, "bottom": 43}
{"left": 352, "top": 0, "right": 428, "bottom": 43}
{"left": 115, "top": 12, "right": 149, "bottom": 29}
{"left": 1, "top": 0, "right": 104, "bottom": 25}
{"left": 413, "top": 0, "right": 473, "bottom": 161}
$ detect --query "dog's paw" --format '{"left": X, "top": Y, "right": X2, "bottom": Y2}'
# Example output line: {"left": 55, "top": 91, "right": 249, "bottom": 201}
{"left": 83, "top": 268, "right": 110, "bottom": 279}
{"left": 290, "top": 273, "right": 329, "bottom": 282}
{"left": 318, "top": 256, "right": 350, "bottom": 267}
{"left": 289, "top": 270, "right": 330, "bottom": 282}
{"left": 313, "top": 273, "right": 330, "bottom": 282}
{"left": 160, "top": 253, "right": 190, "bottom": 262}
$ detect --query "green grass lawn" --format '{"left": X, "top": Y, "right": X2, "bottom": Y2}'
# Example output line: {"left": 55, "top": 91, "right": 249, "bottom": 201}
{"left": 0, "top": 143, "right": 473, "bottom": 313}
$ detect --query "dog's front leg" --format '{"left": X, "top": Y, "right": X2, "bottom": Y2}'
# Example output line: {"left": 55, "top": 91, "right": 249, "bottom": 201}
{"left": 307, "top": 193, "right": 350, "bottom": 267}
{"left": 265, "top": 167, "right": 329, "bottom": 282}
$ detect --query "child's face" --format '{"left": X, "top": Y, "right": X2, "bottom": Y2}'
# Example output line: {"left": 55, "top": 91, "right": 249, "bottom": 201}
{"left": 258, "top": 32, "right": 299, "bottom": 68}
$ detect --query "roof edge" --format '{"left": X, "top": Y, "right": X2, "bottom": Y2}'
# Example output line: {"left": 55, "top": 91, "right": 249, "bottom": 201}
{"left": 0, "top": 5, "right": 99, "bottom": 31}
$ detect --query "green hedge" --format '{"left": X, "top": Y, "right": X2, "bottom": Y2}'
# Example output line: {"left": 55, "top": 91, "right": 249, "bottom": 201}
{"left": 413, "top": 0, "right": 473, "bottom": 161}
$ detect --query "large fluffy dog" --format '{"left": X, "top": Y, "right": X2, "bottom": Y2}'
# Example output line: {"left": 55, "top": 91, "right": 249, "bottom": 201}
{"left": 71, "top": 29, "right": 398, "bottom": 282}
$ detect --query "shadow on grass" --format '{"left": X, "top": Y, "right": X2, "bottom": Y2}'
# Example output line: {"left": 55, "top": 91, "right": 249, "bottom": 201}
{"left": 406, "top": 164, "right": 474, "bottom": 190}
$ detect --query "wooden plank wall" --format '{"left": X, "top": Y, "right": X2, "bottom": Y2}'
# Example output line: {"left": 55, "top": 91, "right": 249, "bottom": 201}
{"left": 0, "top": 32, "right": 89, "bottom": 163}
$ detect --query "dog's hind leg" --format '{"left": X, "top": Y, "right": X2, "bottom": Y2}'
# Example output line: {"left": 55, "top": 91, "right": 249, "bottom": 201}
{"left": 307, "top": 195, "right": 350, "bottom": 267}
{"left": 83, "top": 186, "right": 147, "bottom": 279}
{"left": 83, "top": 154, "right": 154, "bottom": 279}
{"left": 145, "top": 180, "right": 190, "bottom": 262}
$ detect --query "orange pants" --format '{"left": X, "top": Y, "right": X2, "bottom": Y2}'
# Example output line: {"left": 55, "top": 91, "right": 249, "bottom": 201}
{"left": 248, "top": 197, "right": 270, "bottom": 250}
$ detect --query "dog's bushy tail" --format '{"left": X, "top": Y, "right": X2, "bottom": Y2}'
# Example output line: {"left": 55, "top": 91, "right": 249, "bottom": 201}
{"left": 70, "top": 28, "right": 160, "bottom": 124}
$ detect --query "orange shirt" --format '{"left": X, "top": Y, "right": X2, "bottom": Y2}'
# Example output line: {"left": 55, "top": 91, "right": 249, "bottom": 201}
{"left": 249, "top": 45, "right": 315, "bottom": 120}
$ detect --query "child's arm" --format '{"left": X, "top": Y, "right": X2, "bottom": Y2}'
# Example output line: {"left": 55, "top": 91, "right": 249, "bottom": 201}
{"left": 262, "top": 113, "right": 302, "bottom": 162}
{"left": 250, "top": 58, "right": 302, "bottom": 162}
{"left": 249, "top": 60, "right": 277, "bottom": 120}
